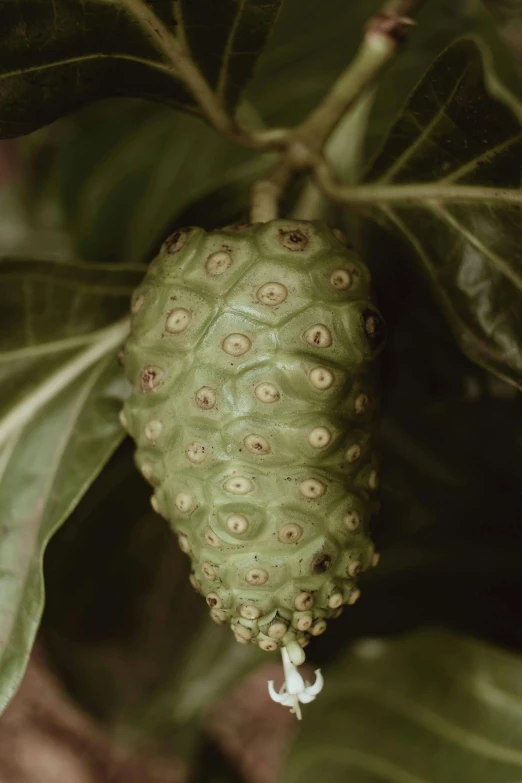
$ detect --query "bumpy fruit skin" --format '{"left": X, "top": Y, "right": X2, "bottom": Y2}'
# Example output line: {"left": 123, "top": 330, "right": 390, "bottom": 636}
{"left": 122, "top": 219, "right": 385, "bottom": 655}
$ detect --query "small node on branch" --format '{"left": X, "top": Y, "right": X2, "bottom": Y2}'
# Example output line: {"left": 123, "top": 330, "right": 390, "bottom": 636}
{"left": 365, "top": 13, "right": 416, "bottom": 46}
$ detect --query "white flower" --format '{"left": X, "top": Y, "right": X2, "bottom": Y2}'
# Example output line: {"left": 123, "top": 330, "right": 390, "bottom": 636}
{"left": 267, "top": 647, "right": 324, "bottom": 720}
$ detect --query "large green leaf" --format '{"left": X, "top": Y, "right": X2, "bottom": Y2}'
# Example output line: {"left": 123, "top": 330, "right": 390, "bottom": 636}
{"left": 27, "top": 101, "right": 272, "bottom": 264}
{"left": 19, "top": 0, "right": 518, "bottom": 266}
{"left": 0, "top": 257, "right": 143, "bottom": 712}
{"left": 361, "top": 38, "right": 522, "bottom": 389}
{"left": 248, "top": 0, "right": 521, "bottom": 155}
{"left": 0, "top": 0, "right": 281, "bottom": 138}
{"left": 42, "top": 442, "right": 265, "bottom": 760}
{"left": 280, "top": 630, "right": 522, "bottom": 783}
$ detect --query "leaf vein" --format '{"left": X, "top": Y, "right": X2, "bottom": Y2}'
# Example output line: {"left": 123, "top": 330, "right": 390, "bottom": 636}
{"left": 380, "top": 64, "right": 471, "bottom": 184}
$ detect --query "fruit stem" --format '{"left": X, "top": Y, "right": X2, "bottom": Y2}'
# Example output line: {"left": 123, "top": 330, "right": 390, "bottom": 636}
{"left": 249, "top": 1, "right": 421, "bottom": 221}
{"left": 296, "top": 27, "right": 396, "bottom": 155}
{"left": 120, "top": 0, "right": 423, "bottom": 221}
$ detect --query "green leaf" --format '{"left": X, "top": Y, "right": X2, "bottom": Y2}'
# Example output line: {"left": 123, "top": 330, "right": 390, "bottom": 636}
{"left": 178, "top": 0, "right": 282, "bottom": 110}
{"left": 280, "top": 630, "right": 522, "bottom": 783}
{"left": 247, "top": 0, "right": 515, "bottom": 150}
{"left": 0, "top": 0, "right": 282, "bottom": 138}
{"left": 482, "top": 0, "right": 522, "bottom": 23}
{"left": 362, "top": 38, "right": 522, "bottom": 390}
{"left": 19, "top": 1, "right": 518, "bottom": 266}
{"left": 42, "top": 443, "right": 265, "bottom": 759}
{"left": 31, "top": 101, "right": 272, "bottom": 264}
{"left": 0, "top": 256, "right": 143, "bottom": 712}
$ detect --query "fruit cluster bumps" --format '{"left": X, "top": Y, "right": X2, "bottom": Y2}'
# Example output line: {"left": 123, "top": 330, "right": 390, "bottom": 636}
{"left": 121, "top": 219, "right": 385, "bottom": 657}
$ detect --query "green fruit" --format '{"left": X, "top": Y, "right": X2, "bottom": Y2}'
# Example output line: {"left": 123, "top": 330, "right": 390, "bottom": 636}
{"left": 121, "top": 219, "right": 384, "bottom": 661}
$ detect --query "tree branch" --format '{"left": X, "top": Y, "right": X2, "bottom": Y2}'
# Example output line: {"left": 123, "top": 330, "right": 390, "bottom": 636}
{"left": 250, "top": 1, "right": 422, "bottom": 222}
{"left": 118, "top": 0, "right": 234, "bottom": 134}
{"left": 118, "top": 0, "right": 289, "bottom": 151}
{"left": 296, "top": 32, "right": 395, "bottom": 153}
{"left": 311, "top": 171, "right": 522, "bottom": 206}
{"left": 119, "top": 0, "right": 425, "bottom": 222}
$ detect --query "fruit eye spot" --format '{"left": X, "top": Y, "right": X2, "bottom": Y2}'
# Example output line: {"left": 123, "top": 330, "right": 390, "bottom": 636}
{"left": 308, "top": 426, "right": 331, "bottom": 448}
{"left": 233, "top": 624, "right": 253, "bottom": 642}
{"left": 304, "top": 324, "right": 332, "bottom": 348}
{"left": 279, "top": 229, "right": 309, "bottom": 250}
{"left": 355, "top": 393, "right": 370, "bottom": 414}
{"left": 259, "top": 639, "right": 278, "bottom": 651}
{"left": 226, "top": 221, "right": 252, "bottom": 232}
{"left": 222, "top": 333, "right": 252, "bottom": 356}
{"left": 278, "top": 522, "right": 303, "bottom": 543}
{"left": 257, "top": 282, "right": 288, "bottom": 306}
{"left": 344, "top": 511, "right": 361, "bottom": 532}
{"left": 140, "top": 365, "right": 165, "bottom": 393}
{"left": 347, "top": 588, "right": 361, "bottom": 605}
{"left": 189, "top": 573, "right": 201, "bottom": 593}
{"left": 206, "top": 250, "right": 233, "bottom": 275}
{"left": 246, "top": 567, "right": 269, "bottom": 585}
{"left": 348, "top": 560, "right": 361, "bottom": 577}
{"left": 332, "top": 228, "right": 348, "bottom": 245}
{"left": 309, "top": 366, "right": 334, "bottom": 389}
{"left": 368, "top": 469, "right": 379, "bottom": 490}
{"left": 312, "top": 553, "right": 332, "bottom": 574}
{"left": 268, "top": 621, "right": 287, "bottom": 639}
{"left": 131, "top": 294, "right": 145, "bottom": 314}
{"left": 185, "top": 442, "right": 207, "bottom": 464}
{"left": 224, "top": 476, "right": 254, "bottom": 495}
{"left": 299, "top": 478, "right": 326, "bottom": 498}
{"left": 226, "top": 514, "right": 249, "bottom": 534}
{"left": 205, "top": 530, "right": 224, "bottom": 548}
{"left": 310, "top": 619, "right": 327, "bottom": 636}
{"left": 255, "top": 382, "right": 280, "bottom": 403}
{"left": 144, "top": 420, "right": 163, "bottom": 443}
{"left": 195, "top": 386, "right": 216, "bottom": 409}
{"left": 140, "top": 462, "right": 153, "bottom": 481}
{"left": 175, "top": 492, "right": 193, "bottom": 512}
{"left": 164, "top": 227, "right": 191, "bottom": 253}
{"left": 201, "top": 562, "right": 217, "bottom": 580}
{"left": 210, "top": 608, "right": 227, "bottom": 624}
{"left": 362, "top": 309, "right": 386, "bottom": 346}
{"left": 294, "top": 591, "right": 314, "bottom": 610}
{"left": 165, "top": 307, "right": 191, "bottom": 334}
{"left": 328, "top": 591, "right": 343, "bottom": 609}
{"left": 244, "top": 434, "right": 270, "bottom": 454}
{"left": 295, "top": 615, "right": 313, "bottom": 631}
{"left": 329, "top": 269, "right": 352, "bottom": 290}
{"left": 206, "top": 592, "right": 222, "bottom": 609}
{"left": 178, "top": 534, "right": 190, "bottom": 553}
{"left": 345, "top": 444, "right": 361, "bottom": 463}
{"left": 240, "top": 604, "right": 260, "bottom": 620}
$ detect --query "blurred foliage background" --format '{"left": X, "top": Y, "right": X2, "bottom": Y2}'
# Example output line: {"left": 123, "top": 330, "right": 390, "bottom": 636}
{"left": 2, "top": 0, "right": 522, "bottom": 781}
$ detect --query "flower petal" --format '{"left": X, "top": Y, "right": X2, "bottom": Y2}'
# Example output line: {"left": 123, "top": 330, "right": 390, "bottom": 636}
{"left": 306, "top": 669, "right": 324, "bottom": 697}
{"left": 267, "top": 680, "right": 287, "bottom": 704}
{"left": 282, "top": 647, "right": 306, "bottom": 695}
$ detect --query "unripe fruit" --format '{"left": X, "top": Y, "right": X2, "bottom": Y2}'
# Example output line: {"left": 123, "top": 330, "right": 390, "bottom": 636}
{"left": 121, "top": 219, "right": 384, "bottom": 663}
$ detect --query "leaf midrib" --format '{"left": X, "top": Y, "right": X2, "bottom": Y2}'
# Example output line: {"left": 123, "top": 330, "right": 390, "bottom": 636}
{"left": 379, "top": 63, "right": 472, "bottom": 184}
{"left": 0, "top": 318, "right": 129, "bottom": 448}
{"left": 0, "top": 52, "right": 174, "bottom": 81}
{"left": 0, "top": 352, "right": 117, "bottom": 705}
{"left": 334, "top": 677, "right": 522, "bottom": 766}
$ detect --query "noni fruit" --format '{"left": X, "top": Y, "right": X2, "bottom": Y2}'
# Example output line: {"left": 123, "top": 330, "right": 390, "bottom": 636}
{"left": 120, "top": 219, "right": 385, "bottom": 716}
